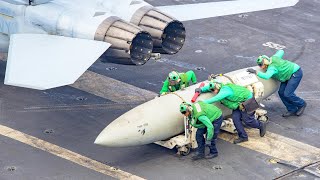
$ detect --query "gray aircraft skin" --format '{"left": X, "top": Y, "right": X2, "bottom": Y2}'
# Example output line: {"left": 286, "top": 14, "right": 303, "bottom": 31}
{"left": 0, "top": 0, "right": 319, "bottom": 179}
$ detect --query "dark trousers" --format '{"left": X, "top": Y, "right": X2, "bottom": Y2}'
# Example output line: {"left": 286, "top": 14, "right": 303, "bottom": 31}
{"left": 196, "top": 115, "right": 223, "bottom": 155}
{"left": 278, "top": 68, "right": 306, "bottom": 113}
{"left": 232, "top": 109, "right": 261, "bottom": 139}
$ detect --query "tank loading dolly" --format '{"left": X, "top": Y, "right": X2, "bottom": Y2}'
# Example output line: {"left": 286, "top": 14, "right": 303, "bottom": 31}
{"left": 154, "top": 109, "right": 269, "bottom": 156}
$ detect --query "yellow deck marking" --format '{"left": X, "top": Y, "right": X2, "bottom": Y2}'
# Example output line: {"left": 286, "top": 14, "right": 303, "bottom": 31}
{"left": 0, "top": 124, "right": 145, "bottom": 180}
{"left": 219, "top": 130, "right": 320, "bottom": 165}
{"left": 71, "top": 71, "right": 156, "bottom": 103}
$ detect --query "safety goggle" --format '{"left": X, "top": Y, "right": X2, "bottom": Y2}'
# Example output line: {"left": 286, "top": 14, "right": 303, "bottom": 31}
{"left": 209, "top": 83, "right": 216, "bottom": 90}
{"left": 169, "top": 76, "right": 178, "bottom": 81}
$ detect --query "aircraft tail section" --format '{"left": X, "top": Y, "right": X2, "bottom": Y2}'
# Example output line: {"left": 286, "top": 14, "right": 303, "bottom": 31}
{"left": 5, "top": 34, "right": 110, "bottom": 90}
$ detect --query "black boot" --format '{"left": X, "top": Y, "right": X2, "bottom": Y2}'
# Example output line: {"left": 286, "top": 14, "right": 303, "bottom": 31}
{"left": 259, "top": 121, "right": 266, "bottom": 137}
{"left": 192, "top": 153, "right": 205, "bottom": 160}
{"left": 206, "top": 153, "right": 218, "bottom": 159}
{"left": 296, "top": 102, "right": 307, "bottom": 116}
{"left": 233, "top": 137, "right": 248, "bottom": 144}
{"left": 282, "top": 111, "right": 296, "bottom": 117}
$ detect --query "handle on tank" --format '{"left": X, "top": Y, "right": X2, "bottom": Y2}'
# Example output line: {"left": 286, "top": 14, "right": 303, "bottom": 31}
{"left": 191, "top": 82, "right": 205, "bottom": 102}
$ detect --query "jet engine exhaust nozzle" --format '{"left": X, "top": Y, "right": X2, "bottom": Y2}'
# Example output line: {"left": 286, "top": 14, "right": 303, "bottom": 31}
{"left": 131, "top": 6, "right": 186, "bottom": 55}
{"left": 95, "top": 16, "right": 153, "bottom": 65}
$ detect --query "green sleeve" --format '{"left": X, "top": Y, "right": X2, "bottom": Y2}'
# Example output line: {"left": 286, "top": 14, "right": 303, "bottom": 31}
{"left": 160, "top": 78, "right": 169, "bottom": 94}
{"left": 203, "top": 86, "right": 233, "bottom": 104}
{"left": 293, "top": 63, "right": 300, "bottom": 73}
{"left": 273, "top": 50, "right": 284, "bottom": 58}
{"left": 198, "top": 115, "right": 214, "bottom": 140}
{"left": 185, "top": 70, "right": 197, "bottom": 84}
{"left": 200, "top": 84, "right": 211, "bottom": 93}
{"left": 257, "top": 67, "right": 277, "bottom": 80}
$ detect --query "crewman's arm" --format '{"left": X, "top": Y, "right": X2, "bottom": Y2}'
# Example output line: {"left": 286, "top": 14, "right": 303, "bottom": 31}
{"left": 203, "top": 86, "right": 233, "bottom": 104}
{"left": 273, "top": 50, "right": 284, "bottom": 58}
{"left": 198, "top": 115, "right": 214, "bottom": 140}
{"left": 257, "top": 67, "right": 278, "bottom": 80}
{"left": 200, "top": 84, "right": 211, "bottom": 93}
{"left": 185, "top": 70, "right": 197, "bottom": 84}
{"left": 160, "top": 78, "right": 169, "bottom": 95}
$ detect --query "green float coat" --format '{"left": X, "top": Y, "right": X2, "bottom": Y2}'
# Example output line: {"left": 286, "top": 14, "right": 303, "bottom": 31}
{"left": 202, "top": 83, "right": 252, "bottom": 110}
{"left": 257, "top": 50, "right": 300, "bottom": 82}
{"left": 160, "top": 70, "right": 197, "bottom": 94}
{"left": 190, "top": 102, "right": 222, "bottom": 140}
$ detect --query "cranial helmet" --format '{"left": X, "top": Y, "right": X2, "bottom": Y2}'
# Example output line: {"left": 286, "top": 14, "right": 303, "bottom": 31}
{"left": 180, "top": 102, "right": 191, "bottom": 114}
{"left": 168, "top": 71, "right": 180, "bottom": 81}
{"left": 257, "top": 55, "right": 271, "bottom": 66}
{"left": 209, "top": 81, "right": 216, "bottom": 90}
{"left": 208, "top": 80, "right": 221, "bottom": 90}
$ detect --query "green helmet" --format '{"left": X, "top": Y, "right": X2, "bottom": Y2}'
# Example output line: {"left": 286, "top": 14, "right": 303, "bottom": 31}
{"left": 168, "top": 71, "right": 180, "bottom": 81}
{"left": 180, "top": 102, "right": 191, "bottom": 114}
{"left": 208, "top": 80, "right": 221, "bottom": 90}
{"left": 257, "top": 55, "right": 270, "bottom": 66}
{"left": 208, "top": 81, "right": 216, "bottom": 90}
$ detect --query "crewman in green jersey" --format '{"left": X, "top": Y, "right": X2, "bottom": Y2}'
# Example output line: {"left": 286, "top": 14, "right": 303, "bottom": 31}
{"left": 180, "top": 102, "right": 223, "bottom": 160}
{"left": 160, "top": 70, "right": 197, "bottom": 95}
{"left": 196, "top": 81, "right": 266, "bottom": 144}
{"left": 247, "top": 50, "right": 306, "bottom": 117}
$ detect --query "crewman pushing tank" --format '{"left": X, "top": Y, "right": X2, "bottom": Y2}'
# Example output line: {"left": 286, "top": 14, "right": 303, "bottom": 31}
{"left": 160, "top": 70, "right": 197, "bottom": 95}
{"left": 196, "top": 80, "right": 266, "bottom": 144}
{"left": 247, "top": 50, "right": 306, "bottom": 117}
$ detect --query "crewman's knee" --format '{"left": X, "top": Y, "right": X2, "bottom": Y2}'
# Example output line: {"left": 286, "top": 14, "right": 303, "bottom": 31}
{"left": 243, "top": 117, "right": 255, "bottom": 125}
{"left": 283, "top": 91, "right": 294, "bottom": 99}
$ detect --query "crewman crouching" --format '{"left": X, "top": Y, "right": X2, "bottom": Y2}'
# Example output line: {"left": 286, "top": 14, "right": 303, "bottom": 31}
{"left": 179, "top": 102, "right": 223, "bottom": 160}
{"left": 160, "top": 70, "right": 197, "bottom": 95}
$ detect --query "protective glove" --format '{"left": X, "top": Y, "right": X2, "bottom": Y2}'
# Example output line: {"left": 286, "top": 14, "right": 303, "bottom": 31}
{"left": 195, "top": 88, "right": 202, "bottom": 94}
{"left": 205, "top": 139, "right": 212, "bottom": 147}
{"left": 247, "top": 68, "right": 257, "bottom": 74}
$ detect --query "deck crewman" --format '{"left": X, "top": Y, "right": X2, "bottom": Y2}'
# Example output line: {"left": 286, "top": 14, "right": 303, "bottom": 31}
{"left": 180, "top": 102, "right": 223, "bottom": 160}
{"left": 247, "top": 50, "right": 306, "bottom": 117}
{"left": 160, "top": 70, "right": 197, "bottom": 95}
{"left": 196, "top": 81, "right": 266, "bottom": 144}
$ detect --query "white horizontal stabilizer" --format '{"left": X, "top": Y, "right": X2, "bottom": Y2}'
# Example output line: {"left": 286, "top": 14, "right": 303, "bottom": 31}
{"left": 157, "top": 0, "right": 299, "bottom": 21}
{"left": 5, "top": 34, "right": 111, "bottom": 90}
